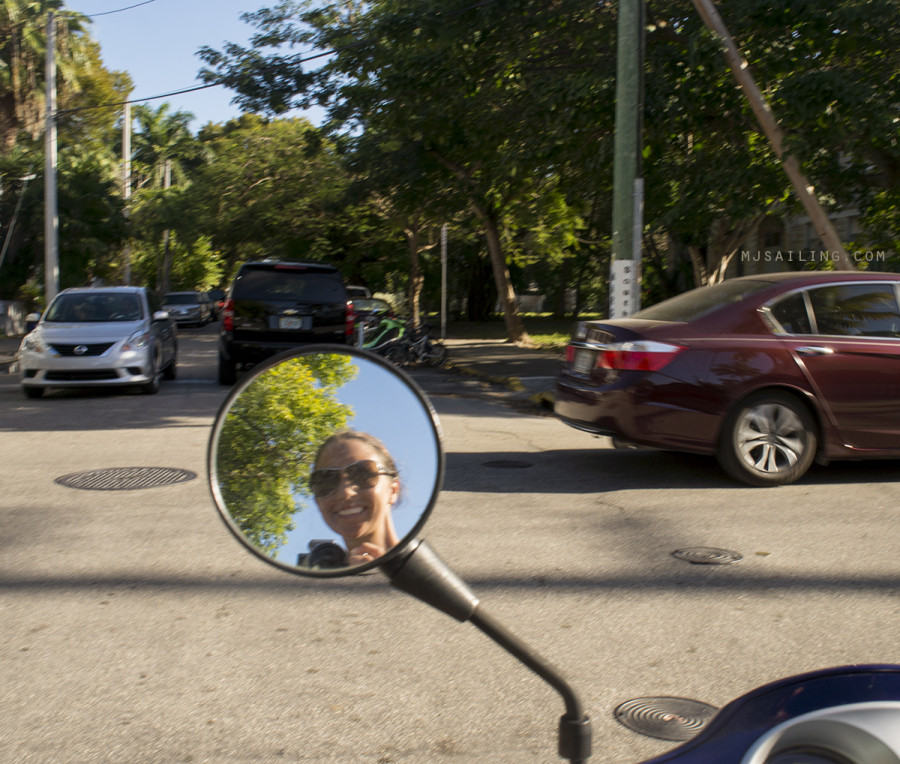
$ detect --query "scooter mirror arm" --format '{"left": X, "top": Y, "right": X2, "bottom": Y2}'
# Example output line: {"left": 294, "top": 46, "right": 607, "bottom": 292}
{"left": 381, "top": 539, "right": 593, "bottom": 763}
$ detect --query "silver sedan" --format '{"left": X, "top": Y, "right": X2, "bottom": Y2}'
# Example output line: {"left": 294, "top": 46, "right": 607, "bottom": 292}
{"left": 19, "top": 286, "right": 178, "bottom": 398}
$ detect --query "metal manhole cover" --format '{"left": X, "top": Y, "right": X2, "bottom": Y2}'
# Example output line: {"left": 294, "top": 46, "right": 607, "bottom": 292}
{"left": 614, "top": 696, "right": 718, "bottom": 741}
{"left": 672, "top": 547, "right": 743, "bottom": 565}
{"left": 55, "top": 467, "right": 197, "bottom": 491}
{"left": 481, "top": 460, "right": 533, "bottom": 469}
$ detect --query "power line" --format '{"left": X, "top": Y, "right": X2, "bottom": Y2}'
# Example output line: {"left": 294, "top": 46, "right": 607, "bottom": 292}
{"left": 85, "top": 0, "right": 157, "bottom": 18}
{"left": 58, "top": 0, "right": 502, "bottom": 116}
{"left": 56, "top": 49, "right": 333, "bottom": 115}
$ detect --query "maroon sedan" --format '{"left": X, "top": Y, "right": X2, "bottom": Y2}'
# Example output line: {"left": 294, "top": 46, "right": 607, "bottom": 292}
{"left": 554, "top": 271, "right": 900, "bottom": 486}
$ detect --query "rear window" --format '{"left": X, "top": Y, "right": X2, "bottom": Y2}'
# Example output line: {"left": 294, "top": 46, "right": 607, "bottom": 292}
{"left": 233, "top": 267, "right": 347, "bottom": 302}
{"left": 164, "top": 293, "right": 200, "bottom": 304}
{"left": 633, "top": 279, "right": 773, "bottom": 322}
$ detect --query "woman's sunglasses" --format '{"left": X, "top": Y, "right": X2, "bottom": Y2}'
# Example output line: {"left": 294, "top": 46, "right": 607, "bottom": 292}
{"left": 309, "top": 459, "right": 396, "bottom": 498}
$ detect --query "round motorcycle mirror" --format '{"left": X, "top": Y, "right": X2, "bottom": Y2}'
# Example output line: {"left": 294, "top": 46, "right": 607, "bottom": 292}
{"left": 208, "top": 345, "right": 444, "bottom": 577}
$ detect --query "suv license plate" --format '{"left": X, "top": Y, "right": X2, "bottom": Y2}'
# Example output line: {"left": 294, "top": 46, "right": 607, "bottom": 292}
{"left": 572, "top": 349, "right": 595, "bottom": 375}
{"left": 278, "top": 316, "right": 310, "bottom": 330}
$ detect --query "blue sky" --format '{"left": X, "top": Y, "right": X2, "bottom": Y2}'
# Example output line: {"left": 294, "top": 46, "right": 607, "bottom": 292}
{"left": 75, "top": 0, "right": 323, "bottom": 131}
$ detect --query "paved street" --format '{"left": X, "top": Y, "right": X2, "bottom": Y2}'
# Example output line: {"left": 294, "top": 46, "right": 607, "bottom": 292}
{"left": 2, "top": 325, "right": 900, "bottom": 762}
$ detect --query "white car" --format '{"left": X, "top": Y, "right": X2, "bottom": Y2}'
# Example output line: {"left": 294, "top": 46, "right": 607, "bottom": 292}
{"left": 19, "top": 286, "right": 178, "bottom": 398}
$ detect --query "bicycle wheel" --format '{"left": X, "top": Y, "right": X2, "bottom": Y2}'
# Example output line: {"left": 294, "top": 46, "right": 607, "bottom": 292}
{"left": 384, "top": 344, "right": 409, "bottom": 367}
{"left": 424, "top": 341, "right": 447, "bottom": 367}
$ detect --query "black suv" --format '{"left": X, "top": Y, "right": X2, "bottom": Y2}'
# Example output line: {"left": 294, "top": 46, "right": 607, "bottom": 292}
{"left": 218, "top": 261, "right": 353, "bottom": 385}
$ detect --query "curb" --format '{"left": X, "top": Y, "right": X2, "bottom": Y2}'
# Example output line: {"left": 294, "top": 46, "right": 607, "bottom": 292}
{"left": 446, "top": 358, "right": 556, "bottom": 412}
{"left": 446, "top": 359, "right": 524, "bottom": 391}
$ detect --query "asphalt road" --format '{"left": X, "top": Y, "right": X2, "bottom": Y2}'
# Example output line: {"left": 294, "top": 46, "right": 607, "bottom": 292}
{"left": 2, "top": 324, "right": 900, "bottom": 763}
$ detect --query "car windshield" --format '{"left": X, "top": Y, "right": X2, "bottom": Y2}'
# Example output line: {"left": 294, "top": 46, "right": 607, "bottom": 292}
{"left": 164, "top": 294, "right": 199, "bottom": 305}
{"left": 44, "top": 293, "right": 143, "bottom": 322}
{"left": 633, "top": 279, "right": 773, "bottom": 322}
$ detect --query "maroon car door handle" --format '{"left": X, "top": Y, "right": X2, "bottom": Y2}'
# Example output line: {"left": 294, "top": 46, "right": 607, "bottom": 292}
{"left": 796, "top": 345, "right": 835, "bottom": 356}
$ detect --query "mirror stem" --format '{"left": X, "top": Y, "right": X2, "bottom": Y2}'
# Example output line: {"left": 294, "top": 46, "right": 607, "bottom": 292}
{"left": 382, "top": 539, "right": 592, "bottom": 763}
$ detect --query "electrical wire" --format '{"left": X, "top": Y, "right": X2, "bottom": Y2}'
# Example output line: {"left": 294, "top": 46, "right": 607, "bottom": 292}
{"left": 85, "top": 0, "right": 157, "bottom": 18}
{"left": 56, "top": 48, "right": 333, "bottom": 115}
{"left": 57, "top": 0, "right": 504, "bottom": 116}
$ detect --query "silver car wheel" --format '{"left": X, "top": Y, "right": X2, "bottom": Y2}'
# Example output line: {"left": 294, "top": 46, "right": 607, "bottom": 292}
{"left": 718, "top": 391, "right": 817, "bottom": 486}
{"left": 736, "top": 403, "right": 806, "bottom": 473}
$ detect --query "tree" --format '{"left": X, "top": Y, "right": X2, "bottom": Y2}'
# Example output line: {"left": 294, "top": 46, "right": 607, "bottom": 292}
{"left": 130, "top": 104, "right": 197, "bottom": 192}
{"left": 199, "top": 0, "right": 899, "bottom": 315}
{"left": 198, "top": 0, "right": 618, "bottom": 342}
{"left": 190, "top": 115, "right": 353, "bottom": 274}
{"left": 0, "top": 1, "right": 94, "bottom": 151}
{"left": 129, "top": 104, "right": 202, "bottom": 293}
{"left": 642, "top": 0, "right": 900, "bottom": 286}
{"left": 0, "top": 3, "right": 131, "bottom": 298}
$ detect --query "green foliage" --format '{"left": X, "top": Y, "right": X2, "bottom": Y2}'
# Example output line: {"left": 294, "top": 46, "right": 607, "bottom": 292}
{"left": 215, "top": 353, "right": 357, "bottom": 553}
{"left": 191, "top": 115, "right": 354, "bottom": 274}
{"left": 129, "top": 232, "right": 224, "bottom": 293}
{"left": 0, "top": 1, "right": 91, "bottom": 149}
{"left": 3, "top": 0, "right": 900, "bottom": 310}
{"left": 130, "top": 104, "right": 199, "bottom": 192}
{"left": 56, "top": 148, "right": 128, "bottom": 288}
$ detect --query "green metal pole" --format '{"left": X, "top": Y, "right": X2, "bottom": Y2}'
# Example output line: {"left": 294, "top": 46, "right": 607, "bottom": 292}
{"left": 610, "top": 0, "right": 645, "bottom": 317}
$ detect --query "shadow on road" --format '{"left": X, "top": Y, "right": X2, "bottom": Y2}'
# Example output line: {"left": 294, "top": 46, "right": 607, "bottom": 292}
{"left": 442, "top": 446, "right": 900, "bottom": 493}
{"left": 0, "top": 329, "right": 228, "bottom": 432}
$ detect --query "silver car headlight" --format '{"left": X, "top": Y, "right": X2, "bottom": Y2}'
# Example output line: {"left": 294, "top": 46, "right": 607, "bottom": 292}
{"left": 21, "top": 332, "right": 47, "bottom": 353}
{"left": 122, "top": 329, "right": 151, "bottom": 352}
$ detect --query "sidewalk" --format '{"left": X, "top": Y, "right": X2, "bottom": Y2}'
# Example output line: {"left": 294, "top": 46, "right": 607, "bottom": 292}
{"left": 442, "top": 337, "right": 564, "bottom": 408}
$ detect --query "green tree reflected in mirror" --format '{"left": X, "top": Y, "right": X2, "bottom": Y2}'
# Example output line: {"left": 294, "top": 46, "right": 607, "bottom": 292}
{"left": 216, "top": 353, "right": 357, "bottom": 553}
{"left": 209, "top": 347, "right": 443, "bottom": 577}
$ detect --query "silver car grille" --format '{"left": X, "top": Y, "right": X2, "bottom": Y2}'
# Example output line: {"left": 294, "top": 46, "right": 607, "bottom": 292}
{"left": 50, "top": 343, "right": 115, "bottom": 357}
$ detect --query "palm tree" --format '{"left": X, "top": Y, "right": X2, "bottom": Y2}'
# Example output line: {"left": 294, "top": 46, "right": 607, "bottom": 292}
{"left": 0, "top": 0, "right": 90, "bottom": 151}
{"left": 130, "top": 104, "right": 199, "bottom": 293}
{"left": 130, "top": 104, "right": 197, "bottom": 191}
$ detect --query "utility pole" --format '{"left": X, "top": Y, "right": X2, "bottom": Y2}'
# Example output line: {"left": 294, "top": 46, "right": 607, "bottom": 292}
{"left": 122, "top": 101, "right": 132, "bottom": 285}
{"left": 690, "top": 0, "right": 851, "bottom": 269}
{"left": 609, "top": 0, "right": 645, "bottom": 318}
{"left": 44, "top": 11, "right": 59, "bottom": 304}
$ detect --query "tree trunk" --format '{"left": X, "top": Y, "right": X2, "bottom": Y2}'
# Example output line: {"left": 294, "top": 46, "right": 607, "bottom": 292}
{"left": 690, "top": 216, "right": 765, "bottom": 287}
{"left": 474, "top": 204, "right": 530, "bottom": 344}
{"left": 405, "top": 223, "right": 424, "bottom": 327}
{"left": 427, "top": 148, "right": 529, "bottom": 343}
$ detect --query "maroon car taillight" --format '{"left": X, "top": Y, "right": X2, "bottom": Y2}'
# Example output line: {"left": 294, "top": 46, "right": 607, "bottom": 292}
{"left": 222, "top": 299, "right": 234, "bottom": 332}
{"left": 345, "top": 301, "right": 356, "bottom": 338}
{"left": 597, "top": 340, "right": 686, "bottom": 372}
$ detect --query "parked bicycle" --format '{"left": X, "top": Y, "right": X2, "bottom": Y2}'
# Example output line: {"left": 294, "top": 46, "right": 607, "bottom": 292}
{"left": 359, "top": 312, "right": 407, "bottom": 354}
{"left": 383, "top": 322, "right": 447, "bottom": 368}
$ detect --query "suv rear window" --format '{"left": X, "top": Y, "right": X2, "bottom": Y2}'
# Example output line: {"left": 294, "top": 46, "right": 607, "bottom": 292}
{"left": 233, "top": 266, "right": 347, "bottom": 302}
{"left": 164, "top": 293, "right": 201, "bottom": 304}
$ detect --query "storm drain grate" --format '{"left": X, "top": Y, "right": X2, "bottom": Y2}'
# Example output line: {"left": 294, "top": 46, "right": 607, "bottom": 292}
{"left": 55, "top": 467, "right": 197, "bottom": 491}
{"left": 614, "top": 696, "right": 718, "bottom": 741}
{"left": 481, "top": 460, "right": 533, "bottom": 469}
{"left": 672, "top": 547, "right": 743, "bottom": 565}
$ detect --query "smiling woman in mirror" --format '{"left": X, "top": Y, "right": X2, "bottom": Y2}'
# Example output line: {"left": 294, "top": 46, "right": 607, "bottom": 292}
{"left": 307, "top": 430, "right": 401, "bottom": 567}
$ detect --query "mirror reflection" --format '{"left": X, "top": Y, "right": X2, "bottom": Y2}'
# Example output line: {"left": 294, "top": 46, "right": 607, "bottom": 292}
{"left": 210, "top": 348, "right": 442, "bottom": 575}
